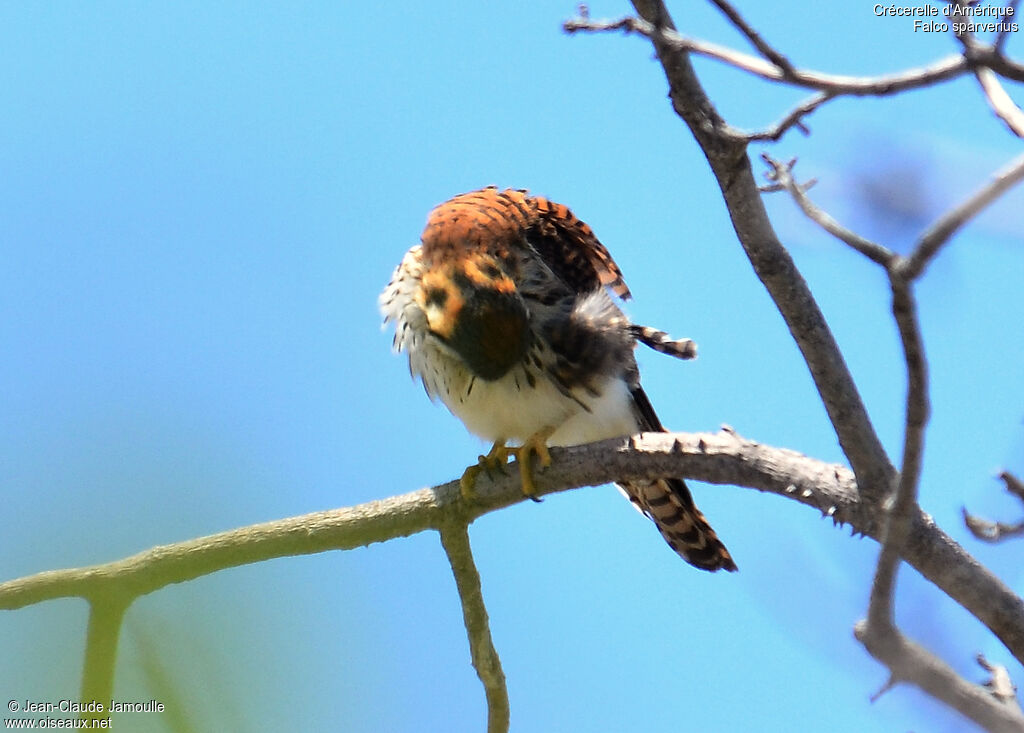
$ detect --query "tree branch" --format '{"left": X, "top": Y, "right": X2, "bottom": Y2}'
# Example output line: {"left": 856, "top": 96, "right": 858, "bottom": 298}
{"left": 864, "top": 273, "right": 928, "bottom": 631}
{"left": 854, "top": 622, "right": 1024, "bottom": 732}
{"left": 80, "top": 593, "right": 128, "bottom": 719}
{"left": 975, "top": 68, "right": 1024, "bottom": 138}
{"left": 706, "top": 0, "right": 796, "bottom": 75}
{"left": 566, "top": 5, "right": 1024, "bottom": 726}
{"left": 964, "top": 472, "right": 1024, "bottom": 543}
{"left": 617, "top": 0, "right": 894, "bottom": 501}
{"left": 904, "top": 151, "right": 1024, "bottom": 280}
{"left": 745, "top": 92, "right": 832, "bottom": 142}
{"left": 3, "top": 431, "right": 1023, "bottom": 667}
{"left": 761, "top": 67, "right": 1024, "bottom": 723}
{"left": 766, "top": 103, "right": 1024, "bottom": 724}
{"left": 439, "top": 522, "right": 509, "bottom": 733}
{"left": 978, "top": 653, "right": 1019, "bottom": 705}
{"left": 564, "top": 14, "right": 969, "bottom": 99}
{"left": 951, "top": 3, "right": 1024, "bottom": 138}
{"left": 761, "top": 154, "right": 897, "bottom": 267}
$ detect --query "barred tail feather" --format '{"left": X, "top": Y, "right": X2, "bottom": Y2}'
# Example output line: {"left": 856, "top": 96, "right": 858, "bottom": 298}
{"left": 627, "top": 384, "right": 736, "bottom": 572}
{"left": 619, "top": 478, "right": 737, "bottom": 572}
{"left": 630, "top": 325, "right": 697, "bottom": 361}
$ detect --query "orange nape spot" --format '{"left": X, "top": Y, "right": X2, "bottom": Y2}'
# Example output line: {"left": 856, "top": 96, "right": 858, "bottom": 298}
{"left": 416, "top": 267, "right": 464, "bottom": 340}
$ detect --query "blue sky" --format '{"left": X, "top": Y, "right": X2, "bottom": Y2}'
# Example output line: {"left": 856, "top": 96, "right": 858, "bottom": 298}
{"left": 1, "top": 2, "right": 1022, "bottom": 731}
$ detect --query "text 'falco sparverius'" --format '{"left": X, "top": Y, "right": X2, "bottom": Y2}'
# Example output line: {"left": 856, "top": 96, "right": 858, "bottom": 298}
{"left": 380, "top": 187, "right": 736, "bottom": 572}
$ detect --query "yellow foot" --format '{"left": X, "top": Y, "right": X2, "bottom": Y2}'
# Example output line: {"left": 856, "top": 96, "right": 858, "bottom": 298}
{"left": 510, "top": 427, "right": 554, "bottom": 502}
{"left": 460, "top": 441, "right": 510, "bottom": 499}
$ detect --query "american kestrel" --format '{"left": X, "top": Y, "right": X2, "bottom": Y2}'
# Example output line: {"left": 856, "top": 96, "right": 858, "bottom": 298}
{"left": 380, "top": 187, "right": 736, "bottom": 572}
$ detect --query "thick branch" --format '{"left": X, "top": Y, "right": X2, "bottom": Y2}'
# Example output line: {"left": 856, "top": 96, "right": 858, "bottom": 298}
{"left": 622, "top": 0, "right": 893, "bottom": 500}
{"left": 768, "top": 114, "right": 1024, "bottom": 721}
{"left": 2, "top": 431, "right": 1022, "bottom": 667}
{"left": 439, "top": 522, "right": 509, "bottom": 733}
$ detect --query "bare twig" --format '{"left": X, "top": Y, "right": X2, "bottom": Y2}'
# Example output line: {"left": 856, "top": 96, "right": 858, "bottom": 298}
{"left": 439, "top": 522, "right": 509, "bottom": 733}
{"left": 963, "top": 471, "right": 1024, "bottom": 543}
{"left": 854, "top": 622, "right": 1024, "bottom": 732}
{"left": 706, "top": 0, "right": 795, "bottom": 75}
{"left": 745, "top": 92, "right": 832, "bottom": 142}
{"left": 978, "top": 654, "right": 1019, "bottom": 705}
{"left": 985, "top": 50, "right": 1024, "bottom": 83}
{"left": 761, "top": 154, "right": 897, "bottom": 267}
{"left": 952, "top": 11, "right": 1024, "bottom": 137}
{"left": 0, "top": 432, "right": 823, "bottom": 610}
{"left": 904, "top": 152, "right": 1024, "bottom": 280}
{"left": 769, "top": 123, "right": 1022, "bottom": 725}
{"left": 964, "top": 508, "right": 1024, "bottom": 543}
{"left": 564, "top": 14, "right": 969, "bottom": 98}
{"left": 995, "top": 0, "right": 1020, "bottom": 53}
{"left": 862, "top": 270, "right": 927, "bottom": 639}
{"left": 1002, "top": 471, "right": 1024, "bottom": 501}
{"left": 976, "top": 67, "right": 1024, "bottom": 137}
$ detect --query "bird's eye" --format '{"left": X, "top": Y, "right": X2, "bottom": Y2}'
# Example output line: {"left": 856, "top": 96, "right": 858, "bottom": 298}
{"left": 424, "top": 286, "right": 449, "bottom": 308}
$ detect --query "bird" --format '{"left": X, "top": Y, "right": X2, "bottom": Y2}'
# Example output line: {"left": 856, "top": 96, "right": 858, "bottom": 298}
{"left": 380, "top": 186, "right": 736, "bottom": 572}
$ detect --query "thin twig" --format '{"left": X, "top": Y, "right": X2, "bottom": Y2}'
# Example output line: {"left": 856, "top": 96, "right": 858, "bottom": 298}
{"left": 761, "top": 154, "right": 897, "bottom": 267}
{"left": 951, "top": 12, "right": 1024, "bottom": 137}
{"left": 564, "top": 14, "right": 970, "bottom": 97}
{"left": 706, "top": 0, "right": 795, "bottom": 75}
{"left": 976, "top": 67, "right": 1024, "bottom": 137}
{"left": 1001, "top": 471, "right": 1024, "bottom": 501}
{"left": 995, "top": 0, "right": 1020, "bottom": 53}
{"left": 745, "top": 92, "right": 833, "bottom": 142}
{"left": 963, "top": 471, "right": 1024, "bottom": 543}
{"left": 865, "top": 273, "right": 928, "bottom": 631}
{"left": 963, "top": 508, "right": 1024, "bottom": 543}
{"left": 978, "top": 654, "right": 1019, "bottom": 704}
{"left": 439, "top": 523, "right": 509, "bottom": 733}
{"left": 904, "top": 151, "right": 1024, "bottom": 279}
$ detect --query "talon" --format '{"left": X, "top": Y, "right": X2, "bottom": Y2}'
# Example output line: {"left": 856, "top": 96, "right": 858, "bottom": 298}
{"left": 511, "top": 428, "right": 554, "bottom": 501}
{"left": 460, "top": 441, "right": 509, "bottom": 500}
{"left": 460, "top": 465, "right": 482, "bottom": 499}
